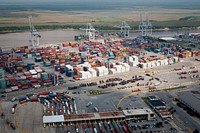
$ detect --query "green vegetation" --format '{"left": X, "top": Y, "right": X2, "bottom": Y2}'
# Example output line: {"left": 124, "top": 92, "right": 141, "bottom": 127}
{"left": 164, "top": 86, "right": 186, "bottom": 91}
{"left": 179, "top": 16, "right": 200, "bottom": 21}
{"left": 141, "top": 97, "right": 148, "bottom": 104}
{"left": 1, "top": 9, "right": 200, "bottom": 33}
{"left": 1, "top": 19, "right": 200, "bottom": 34}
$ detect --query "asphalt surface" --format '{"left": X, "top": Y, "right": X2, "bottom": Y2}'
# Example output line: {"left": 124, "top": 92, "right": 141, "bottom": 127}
{"left": 0, "top": 56, "right": 200, "bottom": 133}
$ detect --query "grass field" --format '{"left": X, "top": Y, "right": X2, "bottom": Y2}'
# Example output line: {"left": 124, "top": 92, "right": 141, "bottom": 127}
{"left": 0, "top": 8, "right": 200, "bottom": 33}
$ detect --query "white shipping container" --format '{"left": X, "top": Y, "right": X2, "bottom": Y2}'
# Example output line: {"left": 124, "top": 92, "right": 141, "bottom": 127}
{"left": 27, "top": 54, "right": 32, "bottom": 59}
{"left": 55, "top": 59, "right": 59, "bottom": 65}
{"left": 103, "top": 68, "right": 109, "bottom": 75}
{"left": 121, "top": 66, "right": 126, "bottom": 72}
{"left": 147, "top": 62, "right": 152, "bottom": 68}
{"left": 132, "top": 56, "right": 139, "bottom": 61}
{"left": 84, "top": 62, "right": 91, "bottom": 68}
{"left": 109, "top": 69, "right": 117, "bottom": 74}
{"left": 95, "top": 67, "right": 105, "bottom": 77}
{"left": 160, "top": 60, "right": 165, "bottom": 65}
{"left": 32, "top": 74, "right": 38, "bottom": 78}
{"left": 129, "top": 61, "right": 139, "bottom": 67}
{"left": 128, "top": 56, "right": 134, "bottom": 62}
{"left": 89, "top": 69, "right": 97, "bottom": 78}
{"left": 29, "top": 70, "right": 37, "bottom": 75}
{"left": 151, "top": 61, "right": 156, "bottom": 67}
{"left": 156, "top": 61, "right": 161, "bottom": 66}
{"left": 173, "top": 57, "right": 179, "bottom": 63}
{"left": 163, "top": 59, "right": 169, "bottom": 65}
{"left": 114, "top": 65, "right": 122, "bottom": 73}
{"left": 140, "top": 63, "right": 147, "bottom": 69}
{"left": 120, "top": 63, "right": 130, "bottom": 72}
{"left": 5, "top": 89, "right": 12, "bottom": 93}
{"left": 79, "top": 71, "right": 92, "bottom": 79}
{"left": 65, "top": 65, "right": 73, "bottom": 70}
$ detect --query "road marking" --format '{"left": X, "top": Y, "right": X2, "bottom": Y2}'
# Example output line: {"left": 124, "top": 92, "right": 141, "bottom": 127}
{"left": 116, "top": 92, "right": 136, "bottom": 108}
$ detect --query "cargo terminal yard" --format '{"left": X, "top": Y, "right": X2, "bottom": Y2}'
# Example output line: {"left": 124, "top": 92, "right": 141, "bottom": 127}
{"left": 0, "top": 29, "right": 200, "bottom": 133}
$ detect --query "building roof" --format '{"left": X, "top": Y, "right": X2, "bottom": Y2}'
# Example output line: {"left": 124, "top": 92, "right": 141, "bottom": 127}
{"left": 43, "top": 115, "right": 64, "bottom": 123}
{"left": 148, "top": 99, "right": 166, "bottom": 108}
{"left": 148, "top": 96, "right": 157, "bottom": 100}
{"left": 159, "top": 37, "right": 177, "bottom": 41}
{"left": 122, "top": 108, "right": 154, "bottom": 116}
{"left": 178, "top": 91, "right": 200, "bottom": 114}
{"left": 63, "top": 112, "right": 125, "bottom": 122}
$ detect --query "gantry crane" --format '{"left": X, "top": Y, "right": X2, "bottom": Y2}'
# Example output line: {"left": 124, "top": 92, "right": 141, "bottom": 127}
{"left": 80, "top": 23, "right": 96, "bottom": 41}
{"left": 28, "top": 16, "right": 41, "bottom": 47}
{"left": 139, "top": 13, "right": 153, "bottom": 37}
{"left": 114, "top": 21, "right": 131, "bottom": 38}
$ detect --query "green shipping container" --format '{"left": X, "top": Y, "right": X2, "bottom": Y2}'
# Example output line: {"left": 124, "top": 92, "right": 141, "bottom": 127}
{"left": 0, "top": 79, "right": 6, "bottom": 89}
{"left": 41, "top": 72, "right": 48, "bottom": 80}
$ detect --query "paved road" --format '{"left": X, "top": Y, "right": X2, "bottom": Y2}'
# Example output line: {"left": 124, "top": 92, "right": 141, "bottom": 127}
{"left": 154, "top": 90, "right": 200, "bottom": 132}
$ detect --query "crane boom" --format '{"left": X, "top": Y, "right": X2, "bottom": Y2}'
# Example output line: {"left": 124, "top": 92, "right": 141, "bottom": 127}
{"left": 28, "top": 16, "right": 41, "bottom": 47}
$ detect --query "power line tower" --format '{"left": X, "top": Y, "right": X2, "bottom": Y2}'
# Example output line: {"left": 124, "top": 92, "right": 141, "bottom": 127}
{"left": 114, "top": 21, "right": 131, "bottom": 38}
{"left": 139, "top": 13, "right": 152, "bottom": 37}
{"left": 28, "top": 16, "right": 41, "bottom": 47}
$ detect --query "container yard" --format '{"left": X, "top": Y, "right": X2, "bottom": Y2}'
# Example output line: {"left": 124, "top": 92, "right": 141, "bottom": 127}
{"left": 0, "top": 34, "right": 199, "bottom": 92}
{"left": 0, "top": 30, "right": 200, "bottom": 133}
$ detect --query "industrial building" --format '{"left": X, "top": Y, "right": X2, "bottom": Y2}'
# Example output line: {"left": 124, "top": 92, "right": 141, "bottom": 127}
{"left": 147, "top": 96, "right": 166, "bottom": 110}
{"left": 147, "top": 96, "right": 172, "bottom": 118}
{"left": 43, "top": 108, "right": 155, "bottom": 126}
{"left": 122, "top": 108, "right": 155, "bottom": 120}
{"left": 178, "top": 91, "right": 200, "bottom": 116}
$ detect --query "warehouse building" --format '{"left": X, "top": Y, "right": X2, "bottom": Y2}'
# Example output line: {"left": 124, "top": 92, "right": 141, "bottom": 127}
{"left": 146, "top": 96, "right": 172, "bottom": 118}
{"left": 122, "top": 108, "right": 155, "bottom": 120}
{"left": 147, "top": 96, "right": 166, "bottom": 109}
{"left": 43, "top": 108, "right": 155, "bottom": 127}
{"left": 178, "top": 91, "right": 200, "bottom": 116}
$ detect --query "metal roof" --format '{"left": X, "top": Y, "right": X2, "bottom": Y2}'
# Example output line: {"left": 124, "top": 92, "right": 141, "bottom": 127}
{"left": 178, "top": 91, "right": 200, "bottom": 114}
{"left": 43, "top": 115, "right": 64, "bottom": 123}
{"left": 159, "top": 37, "right": 177, "bottom": 41}
{"left": 148, "top": 99, "right": 166, "bottom": 108}
{"left": 122, "top": 108, "right": 154, "bottom": 116}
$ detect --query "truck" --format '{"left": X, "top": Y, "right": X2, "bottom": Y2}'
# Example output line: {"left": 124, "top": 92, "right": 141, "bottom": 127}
{"left": 86, "top": 102, "right": 92, "bottom": 107}
{"left": 10, "top": 123, "right": 16, "bottom": 130}
{"left": 94, "top": 107, "right": 98, "bottom": 112}
{"left": 122, "top": 126, "right": 127, "bottom": 132}
{"left": 94, "top": 128, "right": 97, "bottom": 133}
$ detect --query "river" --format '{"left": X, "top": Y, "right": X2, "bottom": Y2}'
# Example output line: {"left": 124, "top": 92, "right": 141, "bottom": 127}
{"left": 0, "top": 29, "right": 199, "bottom": 50}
